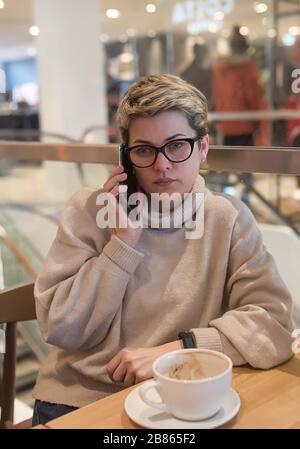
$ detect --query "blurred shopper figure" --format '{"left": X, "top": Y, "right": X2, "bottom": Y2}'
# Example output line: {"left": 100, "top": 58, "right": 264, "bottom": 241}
{"left": 213, "top": 26, "right": 268, "bottom": 203}
{"left": 107, "top": 81, "right": 120, "bottom": 143}
{"left": 181, "top": 42, "right": 213, "bottom": 111}
{"left": 213, "top": 25, "right": 268, "bottom": 146}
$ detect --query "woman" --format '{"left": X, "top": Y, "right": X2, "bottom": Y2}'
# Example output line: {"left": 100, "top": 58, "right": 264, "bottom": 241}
{"left": 32, "top": 74, "right": 293, "bottom": 425}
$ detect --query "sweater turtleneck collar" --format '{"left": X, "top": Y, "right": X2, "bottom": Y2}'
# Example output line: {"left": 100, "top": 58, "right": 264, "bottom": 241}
{"left": 139, "top": 174, "right": 205, "bottom": 231}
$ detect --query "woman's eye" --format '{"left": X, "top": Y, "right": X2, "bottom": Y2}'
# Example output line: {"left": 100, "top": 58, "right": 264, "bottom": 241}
{"left": 168, "top": 141, "right": 184, "bottom": 150}
{"left": 136, "top": 147, "right": 153, "bottom": 154}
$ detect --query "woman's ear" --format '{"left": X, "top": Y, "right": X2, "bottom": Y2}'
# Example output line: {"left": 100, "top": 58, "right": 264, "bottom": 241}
{"left": 198, "top": 135, "right": 209, "bottom": 164}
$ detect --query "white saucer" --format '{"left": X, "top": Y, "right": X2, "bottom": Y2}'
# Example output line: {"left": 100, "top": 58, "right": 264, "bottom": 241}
{"left": 124, "top": 382, "right": 240, "bottom": 429}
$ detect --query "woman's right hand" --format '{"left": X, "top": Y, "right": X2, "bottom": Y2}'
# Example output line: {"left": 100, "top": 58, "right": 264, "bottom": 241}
{"left": 102, "top": 165, "right": 143, "bottom": 248}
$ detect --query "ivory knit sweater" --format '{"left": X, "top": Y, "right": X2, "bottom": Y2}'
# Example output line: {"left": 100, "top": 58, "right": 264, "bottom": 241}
{"left": 33, "top": 175, "right": 294, "bottom": 407}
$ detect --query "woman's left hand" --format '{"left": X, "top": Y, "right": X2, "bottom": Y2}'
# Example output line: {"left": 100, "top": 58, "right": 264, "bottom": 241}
{"left": 106, "top": 341, "right": 181, "bottom": 387}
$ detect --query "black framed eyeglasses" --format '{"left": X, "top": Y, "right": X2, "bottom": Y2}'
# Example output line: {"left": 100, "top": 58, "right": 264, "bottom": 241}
{"left": 125, "top": 136, "right": 202, "bottom": 168}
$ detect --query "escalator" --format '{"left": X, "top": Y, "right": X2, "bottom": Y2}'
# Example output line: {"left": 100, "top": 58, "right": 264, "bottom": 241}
{"left": 0, "top": 207, "right": 54, "bottom": 416}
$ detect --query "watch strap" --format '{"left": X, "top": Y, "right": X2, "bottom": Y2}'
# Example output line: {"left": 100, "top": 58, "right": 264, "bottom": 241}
{"left": 178, "top": 331, "right": 196, "bottom": 349}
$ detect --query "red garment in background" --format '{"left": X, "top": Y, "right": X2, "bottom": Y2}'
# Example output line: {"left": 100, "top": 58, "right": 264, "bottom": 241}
{"left": 213, "top": 55, "right": 268, "bottom": 145}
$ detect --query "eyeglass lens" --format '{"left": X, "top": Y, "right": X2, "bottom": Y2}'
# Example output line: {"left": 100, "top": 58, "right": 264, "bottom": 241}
{"left": 129, "top": 139, "right": 193, "bottom": 167}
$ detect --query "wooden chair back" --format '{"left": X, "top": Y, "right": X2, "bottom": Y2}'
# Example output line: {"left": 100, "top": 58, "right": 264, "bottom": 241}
{"left": 0, "top": 282, "right": 36, "bottom": 428}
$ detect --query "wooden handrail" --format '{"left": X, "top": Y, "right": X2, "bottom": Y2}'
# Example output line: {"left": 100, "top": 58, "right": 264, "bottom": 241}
{"left": 0, "top": 282, "right": 36, "bottom": 324}
{"left": 0, "top": 142, "right": 299, "bottom": 175}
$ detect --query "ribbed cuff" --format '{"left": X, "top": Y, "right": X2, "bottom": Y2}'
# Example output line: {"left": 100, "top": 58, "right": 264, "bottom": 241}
{"left": 103, "top": 235, "right": 144, "bottom": 274}
{"left": 190, "top": 327, "right": 223, "bottom": 352}
{"left": 218, "top": 332, "right": 247, "bottom": 366}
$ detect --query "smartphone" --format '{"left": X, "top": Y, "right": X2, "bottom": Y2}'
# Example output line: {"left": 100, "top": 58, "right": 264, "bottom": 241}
{"left": 119, "top": 144, "right": 138, "bottom": 213}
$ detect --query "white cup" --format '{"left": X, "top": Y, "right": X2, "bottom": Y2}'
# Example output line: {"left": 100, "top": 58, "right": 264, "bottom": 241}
{"left": 139, "top": 348, "right": 232, "bottom": 421}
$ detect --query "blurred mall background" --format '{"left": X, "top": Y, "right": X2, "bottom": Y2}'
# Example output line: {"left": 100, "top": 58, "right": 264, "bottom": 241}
{"left": 0, "top": 0, "right": 300, "bottom": 424}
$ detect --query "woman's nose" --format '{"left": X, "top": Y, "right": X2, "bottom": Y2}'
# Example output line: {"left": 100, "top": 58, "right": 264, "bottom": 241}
{"left": 153, "top": 151, "right": 173, "bottom": 171}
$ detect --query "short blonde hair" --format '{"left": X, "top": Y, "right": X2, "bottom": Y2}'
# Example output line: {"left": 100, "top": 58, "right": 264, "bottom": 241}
{"left": 116, "top": 73, "right": 208, "bottom": 144}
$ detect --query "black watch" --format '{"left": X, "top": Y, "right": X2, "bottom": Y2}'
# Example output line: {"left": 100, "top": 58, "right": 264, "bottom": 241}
{"left": 178, "top": 331, "right": 196, "bottom": 349}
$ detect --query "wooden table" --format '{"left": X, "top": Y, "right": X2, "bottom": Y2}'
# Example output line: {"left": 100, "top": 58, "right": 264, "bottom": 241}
{"left": 43, "top": 354, "right": 300, "bottom": 429}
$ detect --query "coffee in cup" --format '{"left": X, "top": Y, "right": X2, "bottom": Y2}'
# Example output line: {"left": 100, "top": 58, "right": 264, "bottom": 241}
{"left": 165, "top": 352, "right": 229, "bottom": 380}
{"left": 139, "top": 349, "right": 232, "bottom": 421}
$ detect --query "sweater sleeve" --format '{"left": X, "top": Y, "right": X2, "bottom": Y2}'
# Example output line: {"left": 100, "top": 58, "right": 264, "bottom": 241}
{"left": 208, "top": 201, "right": 294, "bottom": 369}
{"left": 34, "top": 188, "right": 144, "bottom": 351}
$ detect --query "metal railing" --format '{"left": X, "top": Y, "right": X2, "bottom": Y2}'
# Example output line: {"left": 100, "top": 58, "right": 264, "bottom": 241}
{"left": 1, "top": 109, "right": 300, "bottom": 142}
{"left": 0, "top": 126, "right": 107, "bottom": 143}
{"left": 208, "top": 109, "right": 300, "bottom": 121}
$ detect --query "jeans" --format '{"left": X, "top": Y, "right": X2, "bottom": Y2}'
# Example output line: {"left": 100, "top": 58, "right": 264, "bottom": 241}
{"left": 32, "top": 399, "right": 78, "bottom": 426}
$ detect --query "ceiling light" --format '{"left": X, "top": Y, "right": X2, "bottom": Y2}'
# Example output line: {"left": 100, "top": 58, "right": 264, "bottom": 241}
{"left": 119, "top": 34, "right": 128, "bottom": 43}
{"left": 214, "top": 11, "right": 224, "bottom": 21}
{"left": 126, "top": 28, "right": 136, "bottom": 37}
{"left": 29, "top": 26, "right": 40, "bottom": 36}
{"left": 27, "top": 47, "right": 37, "bottom": 57}
{"left": 254, "top": 2, "right": 268, "bottom": 14}
{"left": 267, "top": 29, "right": 276, "bottom": 38}
{"left": 100, "top": 34, "right": 109, "bottom": 43}
{"left": 146, "top": 3, "right": 156, "bottom": 13}
{"left": 120, "top": 52, "right": 134, "bottom": 64}
{"left": 289, "top": 26, "right": 300, "bottom": 36}
{"left": 222, "top": 29, "right": 230, "bottom": 38}
{"left": 282, "top": 33, "right": 296, "bottom": 46}
{"left": 208, "top": 23, "right": 219, "bottom": 33}
{"left": 106, "top": 9, "right": 120, "bottom": 19}
{"left": 240, "top": 26, "right": 249, "bottom": 36}
{"left": 217, "top": 38, "right": 230, "bottom": 56}
{"left": 147, "top": 29, "right": 157, "bottom": 38}
{"left": 187, "top": 22, "right": 201, "bottom": 35}
{"left": 0, "top": 1, "right": 5, "bottom": 9}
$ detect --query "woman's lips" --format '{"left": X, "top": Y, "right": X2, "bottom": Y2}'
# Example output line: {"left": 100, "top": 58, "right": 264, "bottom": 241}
{"left": 154, "top": 179, "right": 176, "bottom": 185}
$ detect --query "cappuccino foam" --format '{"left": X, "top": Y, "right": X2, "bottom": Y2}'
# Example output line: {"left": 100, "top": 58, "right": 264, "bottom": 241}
{"left": 164, "top": 353, "right": 229, "bottom": 381}
{"left": 167, "top": 360, "right": 205, "bottom": 380}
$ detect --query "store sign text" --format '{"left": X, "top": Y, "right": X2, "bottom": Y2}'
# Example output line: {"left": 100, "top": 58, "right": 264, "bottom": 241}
{"left": 172, "top": 0, "right": 235, "bottom": 24}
